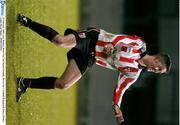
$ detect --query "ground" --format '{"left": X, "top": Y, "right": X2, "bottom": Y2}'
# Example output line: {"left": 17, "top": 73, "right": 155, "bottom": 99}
{"left": 6, "top": 0, "right": 79, "bottom": 125}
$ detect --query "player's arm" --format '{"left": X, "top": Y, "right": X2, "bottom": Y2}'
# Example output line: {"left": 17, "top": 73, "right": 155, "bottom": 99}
{"left": 112, "top": 74, "right": 137, "bottom": 124}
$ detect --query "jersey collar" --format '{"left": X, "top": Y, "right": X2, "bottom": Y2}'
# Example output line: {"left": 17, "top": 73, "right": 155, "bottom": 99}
{"left": 138, "top": 51, "right": 148, "bottom": 69}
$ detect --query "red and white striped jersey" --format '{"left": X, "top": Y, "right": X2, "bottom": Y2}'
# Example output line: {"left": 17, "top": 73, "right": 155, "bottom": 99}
{"left": 95, "top": 29, "right": 147, "bottom": 107}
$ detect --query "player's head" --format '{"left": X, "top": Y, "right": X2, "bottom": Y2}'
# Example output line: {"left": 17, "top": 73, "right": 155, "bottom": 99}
{"left": 144, "top": 54, "right": 171, "bottom": 74}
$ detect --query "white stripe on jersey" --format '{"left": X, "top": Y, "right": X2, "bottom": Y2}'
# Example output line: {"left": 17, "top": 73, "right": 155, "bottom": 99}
{"left": 98, "top": 29, "right": 116, "bottom": 42}
{"left": 95, "top": 45, "right": 104, "bottom": 53}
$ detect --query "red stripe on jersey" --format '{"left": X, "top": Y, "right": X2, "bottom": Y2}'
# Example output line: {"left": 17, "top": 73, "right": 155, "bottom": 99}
{"left": 95, "top": 52, "right": 108, "bottom": 58}
{"left": 96, "top": 40, "right": 109, "bottom": 46}
{"left": 96, "top": 60, "right": 107, "bottom": 66}
{"left": 129, "top": 42, "right": 139, "bottom": 46}
{"left": 133, "top": 49, "right": 141, "bottom": 53}
{"left": 129, "top": 67, "right": 139, "bottom": 72}
{"left": 121, "top": 46, "right": 128, "bottom": 52}
{"left": 112, "top": 35, "right": 126, "bottom": 45}
{"left": 121, "top": 46, "right": 140, "bottom": 53}
{"left": 119, "top": 74, "right": 123, "bottom": 79}
{"left": 113, "top": 77, "right": 134, "bottom": 105}
{"left": 119, "top": 57, "right": 134, "bottom": 63}
{"left": 118, "top": 67, "right": 124, "bottom": 72}
{"left": 118, "top": 67, "right": 139, "bottom": 72}
{"left": 125, "top": 35, "right": 139, "bottom": 40}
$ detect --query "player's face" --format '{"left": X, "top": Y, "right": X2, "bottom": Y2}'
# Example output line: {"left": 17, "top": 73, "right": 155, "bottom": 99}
{"left": 146, "top": 57, "right": 167, "bottom": 74}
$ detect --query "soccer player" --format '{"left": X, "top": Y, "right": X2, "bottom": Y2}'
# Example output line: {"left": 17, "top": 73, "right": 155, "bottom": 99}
{"left": 16, "top": 14, "right": 171, "bottom": 124}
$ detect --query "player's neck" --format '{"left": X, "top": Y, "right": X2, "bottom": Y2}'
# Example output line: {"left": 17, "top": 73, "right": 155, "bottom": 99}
{"left": 137, "top": 55, "right": 151, "bottom": 67}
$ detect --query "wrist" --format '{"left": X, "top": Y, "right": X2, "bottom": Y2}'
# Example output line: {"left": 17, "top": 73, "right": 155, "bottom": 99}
{"left": 112, "top": 104, "right": 120, "bottom": 111}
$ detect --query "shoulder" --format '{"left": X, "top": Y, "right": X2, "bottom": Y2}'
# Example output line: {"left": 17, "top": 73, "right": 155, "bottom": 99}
{"left": 123, "top": 35, "right": 145, "bottom": 44}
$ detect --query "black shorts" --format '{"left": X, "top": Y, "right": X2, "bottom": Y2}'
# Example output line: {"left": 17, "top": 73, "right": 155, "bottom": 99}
{"left": 64, "top": 27, "right": 99, "bottom": 74}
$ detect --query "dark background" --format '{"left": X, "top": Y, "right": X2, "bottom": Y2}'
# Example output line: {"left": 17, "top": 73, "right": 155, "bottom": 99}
{"left": 77, "top": 0, "right": 179, "bottom": 125}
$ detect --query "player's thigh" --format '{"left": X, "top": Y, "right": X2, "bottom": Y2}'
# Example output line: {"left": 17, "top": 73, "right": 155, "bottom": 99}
{"left": 53, "top": 34, "right": 77, "bottom": 48}
{"left": 55, "top": 59, "right": 82, "bottom": 89}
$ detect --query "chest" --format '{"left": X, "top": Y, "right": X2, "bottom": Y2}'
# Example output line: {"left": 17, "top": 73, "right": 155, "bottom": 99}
{"left": 110, "top": 44, "right": 140, "bottom": 66}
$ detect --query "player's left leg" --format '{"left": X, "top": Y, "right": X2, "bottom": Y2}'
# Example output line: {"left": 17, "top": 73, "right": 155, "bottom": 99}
{"left": 16, "top": 59, "right": 82, "bottom": 102}
{"left": 54, "top": 59, "right": 82, "bottom": 89}
{"left": 17, "top": 14, "right": 58, "bottom": 42}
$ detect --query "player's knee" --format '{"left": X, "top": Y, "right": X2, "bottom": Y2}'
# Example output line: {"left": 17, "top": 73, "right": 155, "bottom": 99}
{"left": 53, "top": 36, "right": 66, "bottom": 47}
{"left": 55, "top": 79, "right": 70, "bottom": 89}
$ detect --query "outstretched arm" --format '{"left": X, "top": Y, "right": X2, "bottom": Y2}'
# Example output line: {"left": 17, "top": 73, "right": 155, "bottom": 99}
{"left": 112, "top": 74, "right": 137, "bottom": 124}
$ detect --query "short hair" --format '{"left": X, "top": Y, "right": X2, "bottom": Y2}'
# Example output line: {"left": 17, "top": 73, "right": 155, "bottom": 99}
{"left": 157, "top": 54, "right": 172, "bottom": 73}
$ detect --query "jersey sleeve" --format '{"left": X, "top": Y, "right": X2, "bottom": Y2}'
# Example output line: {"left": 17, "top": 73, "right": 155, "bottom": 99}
{"left": 112, "top": 73, "right": 138, "bottom": 107}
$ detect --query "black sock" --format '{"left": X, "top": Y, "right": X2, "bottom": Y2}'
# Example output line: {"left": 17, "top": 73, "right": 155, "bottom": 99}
{"left": 28, "top": 21, "right": 59, "bottom": 42}
{"left": 23, "top": 77, "right": 57, "bottom": 89}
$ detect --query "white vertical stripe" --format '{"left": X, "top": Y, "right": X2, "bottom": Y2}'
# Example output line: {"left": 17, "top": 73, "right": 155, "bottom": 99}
{"left": 95, "top": 45, "right": 104, "bottom": 52}
{"left": 98, "top": 29, "right": 116, "bottom": 42}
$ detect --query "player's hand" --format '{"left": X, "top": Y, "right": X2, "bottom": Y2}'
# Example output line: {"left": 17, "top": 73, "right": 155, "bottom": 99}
{"left": 103, "top": 44, "right": 114, "bottom": 56}
{"left": 113, "top": 105, "right": 124, "bottom": 124}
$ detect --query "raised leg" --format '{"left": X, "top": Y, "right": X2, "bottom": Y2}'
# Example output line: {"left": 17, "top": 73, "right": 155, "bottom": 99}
{"left": 17, "top": 14, "right": 77, "bottom": 48}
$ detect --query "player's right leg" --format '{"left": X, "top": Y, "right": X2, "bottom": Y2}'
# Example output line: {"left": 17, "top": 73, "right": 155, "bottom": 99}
{"left": 16, "top": 14, "right": 77, "bottom": 48}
